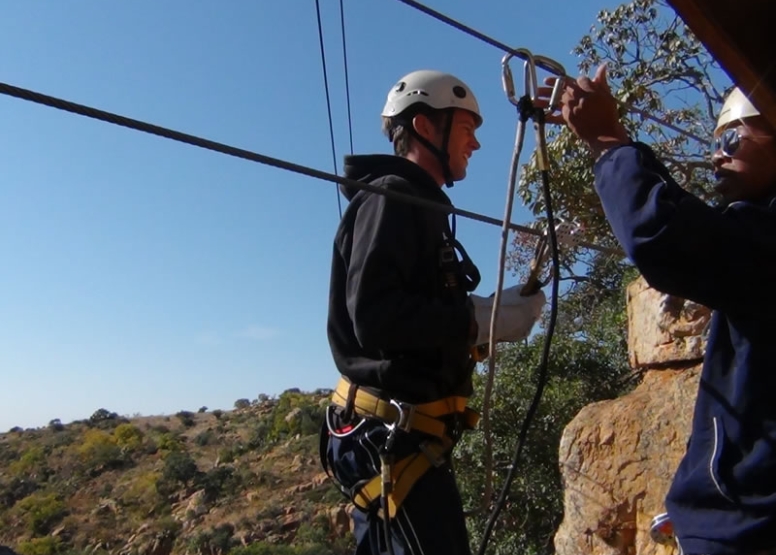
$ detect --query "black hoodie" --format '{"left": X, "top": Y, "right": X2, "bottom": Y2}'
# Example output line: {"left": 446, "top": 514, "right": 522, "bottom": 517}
{"left": 326, "top": 154, "right": 478, "bottom": 403}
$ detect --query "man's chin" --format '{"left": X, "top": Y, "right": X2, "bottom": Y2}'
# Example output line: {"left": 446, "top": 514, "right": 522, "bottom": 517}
{"left": 452, "top": 169, "right": 467, "bottom": 182}
{"left": 713, "top": 176, "right": 739, "bottom": 202}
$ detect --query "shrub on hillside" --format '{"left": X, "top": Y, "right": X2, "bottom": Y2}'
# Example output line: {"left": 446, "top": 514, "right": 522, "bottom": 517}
{"left": 9, "top": 447, "right": 47, "bottom": 478}
{"left": 17, "top": 536, "right": 62, "bottom": 555}
{"left": 161, "top": 451, "right": 200, "bottom": 489}
{"left": 0, "top": 476, "right": 40, "bottom": 508}
{"left": 175, "top": 411, "right": 195, "bottom": 428}
{"left": 198, "top": 466, "right": 240, "bottom": 503}
{"left": 194, "top": 429, "right": 217, "bottom": 447}
{"left": 156, "top": 433, "right": 184, "bottom": 453}
{"left": 77, "top": 429, "right": 125, "bottom": 474}
{"left": 89, "top": 409, "right": 118, "bottom": 425}
{"left": 187, "top": 524, "right": 235, "bottom": 555}
{"left": 267, "top": 392, "right": 325, "bottom": 442}
{"left": 15, "top": 492, "right": 68, "bottom": 536}
{"left": 113, "top": 423, "right": 144, "bottom": 451}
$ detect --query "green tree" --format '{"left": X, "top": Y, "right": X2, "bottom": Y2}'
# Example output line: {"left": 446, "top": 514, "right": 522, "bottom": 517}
{"left": 197, "top": 466, "right": 241, "bottom": 503}
{"left": 161, "top": 451, "right": 200, "bottom": 488}
{"left": 89, "top": 408, "right": 118, "bottom": 424}
{"left": 519, "top": 0, "right": 730, "bottom": 246}
{"left": 234, "top": 398, "right": 251, "bottom": 410}
{"left": 176, "top": 410, "right": 196, "bottom": 427}
{"left": 460, "top": 258, "right": 636, "bottom": 554}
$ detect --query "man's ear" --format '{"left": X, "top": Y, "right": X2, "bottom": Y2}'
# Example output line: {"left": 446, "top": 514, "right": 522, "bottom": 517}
{"left": 412, "top": 113, "right": 435, "bottom": 142}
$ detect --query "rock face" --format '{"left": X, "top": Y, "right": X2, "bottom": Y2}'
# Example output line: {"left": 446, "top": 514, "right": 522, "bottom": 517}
{"left": 626, "top": 277, "right": 711, "bottom": 369}
{"left": 555, "top": 276, "right": 712, "bottom": 555}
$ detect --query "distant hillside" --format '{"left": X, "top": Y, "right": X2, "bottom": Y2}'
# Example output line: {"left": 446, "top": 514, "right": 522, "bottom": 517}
{"left": 0, "top": 389, "right": 354, "bottom": 555}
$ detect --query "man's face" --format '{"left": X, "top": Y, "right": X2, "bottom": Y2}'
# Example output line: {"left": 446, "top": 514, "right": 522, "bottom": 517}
{"left": 426, "top": 109, "right": 481, "bottom": 181}
{"left": 712, "top": 116, "right": 776, "bottom": 203}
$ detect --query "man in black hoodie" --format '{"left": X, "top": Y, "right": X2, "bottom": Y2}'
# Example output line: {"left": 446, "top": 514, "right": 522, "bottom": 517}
{"left": 320, "top": 70, "right": 546, "bottom": 555}
{"left": 541, "top": 66, "right": 776, "bottom": 555}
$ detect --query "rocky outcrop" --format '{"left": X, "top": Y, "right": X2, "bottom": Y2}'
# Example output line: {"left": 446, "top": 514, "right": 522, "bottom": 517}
{"left": 117, "top": 528, "right": 175, "bottom": 555}
{"left": 626, "top": 278, "right": 710, "bottom": 369}
{"left": 555, "top": 276, "right": 711, "bottom": 555}
{"left": 328, "top": 504, "right": 354, "bottom": 538}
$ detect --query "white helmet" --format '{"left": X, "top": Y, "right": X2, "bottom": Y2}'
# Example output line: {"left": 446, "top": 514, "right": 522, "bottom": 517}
{"left": 381, "top": 70, "right": 482, "bottom": 127}
{"left": 714, "top": 87, "right": 761, "bottom": 136}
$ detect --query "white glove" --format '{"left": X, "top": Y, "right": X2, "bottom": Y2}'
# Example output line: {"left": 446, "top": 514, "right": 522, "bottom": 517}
{"left": 470, "top": 284, "right": 546, "bottom": 346}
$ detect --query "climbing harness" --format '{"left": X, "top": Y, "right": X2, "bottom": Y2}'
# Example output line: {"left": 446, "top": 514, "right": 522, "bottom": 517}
{"left": 440, "top": 209, "right": 482, "bottom": 294}
{"left": 319, "top": 377, "right": 480, "bottom": 555}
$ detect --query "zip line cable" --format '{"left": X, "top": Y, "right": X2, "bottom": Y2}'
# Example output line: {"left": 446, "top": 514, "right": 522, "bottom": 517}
{"left": 0, "top": 80, "right": 621, "bottom": 256}
{"left": 315, "top": 0, "right": 344, "bottom": 218}
{"left": 394, "top": 0, "right": 707, "bottom": 144}
{"left": 339, "top": 0, "right": 355, "bottom": 156}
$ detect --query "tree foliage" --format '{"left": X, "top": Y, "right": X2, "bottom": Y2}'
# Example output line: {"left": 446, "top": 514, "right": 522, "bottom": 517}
{"left": 519, "top": 0, "right": 730, "bottom": 249}
{"left": 460, "top": 258, "right": 636, "bottom": 554}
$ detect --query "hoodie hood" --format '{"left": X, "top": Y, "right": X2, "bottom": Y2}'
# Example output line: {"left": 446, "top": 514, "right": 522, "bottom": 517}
{"left": 340, "top": 154, "right": 445, "bottom": 201}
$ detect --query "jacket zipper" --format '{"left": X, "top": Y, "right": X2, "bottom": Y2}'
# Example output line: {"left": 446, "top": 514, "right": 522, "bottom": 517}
{"left": 710, "top": 417, "right": 734, "bottom": 503}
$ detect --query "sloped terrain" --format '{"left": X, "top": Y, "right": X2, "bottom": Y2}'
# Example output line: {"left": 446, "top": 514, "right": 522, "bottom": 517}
{"left": 0, "top": 390, "right": 354, "bottom": 555}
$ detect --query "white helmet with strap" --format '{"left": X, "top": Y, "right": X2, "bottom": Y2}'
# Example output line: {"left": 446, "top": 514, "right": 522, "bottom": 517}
{"left": 381, "top": 69, "right": 482, "bottom": 127}
{"left": 715, "top": 87, "right": 761, "bottom": 136}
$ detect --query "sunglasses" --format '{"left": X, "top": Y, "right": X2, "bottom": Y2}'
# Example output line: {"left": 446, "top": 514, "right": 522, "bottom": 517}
{"left": 712, "top": 128, "right": 742, "bottom": 157}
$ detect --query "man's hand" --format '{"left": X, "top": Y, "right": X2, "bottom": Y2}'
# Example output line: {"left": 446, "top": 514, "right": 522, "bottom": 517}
{"left": 470, "top": 285, "right": 546, "bottom": 345}
{"left": 536, "top": 63, "right": 630, "bottom": 158}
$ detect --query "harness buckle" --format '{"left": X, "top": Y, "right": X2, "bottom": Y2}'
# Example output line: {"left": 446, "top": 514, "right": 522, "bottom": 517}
{"left": 387, "top": 399, "right": 415, "bottom": 434}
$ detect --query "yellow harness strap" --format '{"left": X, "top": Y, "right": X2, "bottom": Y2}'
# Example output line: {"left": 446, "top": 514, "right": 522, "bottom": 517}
{"left": 352, "top": 440, "right": 451, "bottom": 519}
{"left": 330, "top": 377, "right": 480, "bottom": 518}
{"left": 332, "top": 377, "right": 479, "bottom": 438}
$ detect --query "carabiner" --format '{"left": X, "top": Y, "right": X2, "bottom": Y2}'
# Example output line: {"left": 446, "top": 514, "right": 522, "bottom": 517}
{"left": 503, "top": 50, "right": 566, "bottom": 120}
{"left": 521, "top": 220, "right": 584, "bottom": 296}
{"left": 532, "top": 54, "right": 566, "bottom": 117}
{"left": 501, "top": 48, "right": 535, "bottom": 108}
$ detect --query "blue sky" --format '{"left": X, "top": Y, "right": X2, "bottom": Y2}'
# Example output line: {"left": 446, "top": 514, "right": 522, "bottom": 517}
{"left": 1, "top": 0, "right": 654, "bottom": 430}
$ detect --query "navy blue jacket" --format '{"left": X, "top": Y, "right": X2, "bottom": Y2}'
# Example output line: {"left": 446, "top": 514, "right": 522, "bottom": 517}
{"left": 327, "top": 154, "right": 478, "bottom": 404}
{"left": 594, "top": 142, "right": 776, "bottom": 554}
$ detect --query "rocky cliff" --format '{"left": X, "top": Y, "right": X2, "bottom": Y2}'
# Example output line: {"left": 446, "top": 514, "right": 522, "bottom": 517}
{"left": 554, "top": 276, "right": 711, "bottom": 555}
